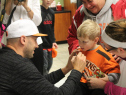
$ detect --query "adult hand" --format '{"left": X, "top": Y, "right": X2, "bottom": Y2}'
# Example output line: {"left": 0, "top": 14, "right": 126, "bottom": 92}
{"left": 86, "top": 77, "right": 107, "bottom": 89}
{"left": 13, "top": 0, "right": 28, "bottom": 7}
{"left": 71, "top": 52, "right": 86, "bottom": 73}
{"left": 52, "top": 43, "right": 58, "bottom": 49}
{"left": 111, "top": 53, "right": 122, "bottom": 63}
{"left": 100, "top": 74, "right": 109, "bottom": 82}
{"left": 61, "top": 49, "right": 78, "bottom": 75}
{"left": 20, "top": 0, "right": 28, "bottom": 8}
{"left": 66, "top": 49, "right": 79, "bottom": 72}
{"left": 13, "top": 0, "right": 33, "bottom": 19}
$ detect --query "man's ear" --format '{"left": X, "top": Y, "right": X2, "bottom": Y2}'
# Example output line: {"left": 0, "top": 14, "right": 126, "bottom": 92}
{"left": 94, "top": 37, "right": 99, "bottom": 44}
{"left": 20, "top": 35, "right": 26, "bottom": 45}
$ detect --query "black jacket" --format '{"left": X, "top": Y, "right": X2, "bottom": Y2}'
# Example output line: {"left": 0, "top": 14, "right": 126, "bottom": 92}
{"left": 0, "top": 47, "right": 83, "bottom": 95}
{"left": 38, "top": 6, "right": 55, "bottom": 49}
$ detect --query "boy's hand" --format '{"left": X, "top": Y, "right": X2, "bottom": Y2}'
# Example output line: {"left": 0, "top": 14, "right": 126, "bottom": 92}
{"left": 52, "top": 43, "right": 58, "bottom": 49}
{"left": 86, "top": 77, "right": 107, "bottom": 89}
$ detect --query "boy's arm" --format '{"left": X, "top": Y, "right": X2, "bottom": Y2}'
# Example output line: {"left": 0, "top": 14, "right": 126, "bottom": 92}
{"left": 108, "top": 73, "right": 120, "bottom": 84}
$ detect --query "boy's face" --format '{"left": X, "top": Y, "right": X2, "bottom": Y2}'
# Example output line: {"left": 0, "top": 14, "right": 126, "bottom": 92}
{"left": 78, "top": 36, "right": 97, "bottom": 51}
{"left": 82, "top": 0, "right": 105, "bottom": 14}
{"left": 42, "top": 0, "right": 54, "bottom": 9}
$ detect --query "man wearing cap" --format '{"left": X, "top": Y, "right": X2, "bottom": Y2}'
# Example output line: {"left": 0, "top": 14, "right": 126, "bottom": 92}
{"left": 0, "top": 19, "right": 86, "bottom": 95}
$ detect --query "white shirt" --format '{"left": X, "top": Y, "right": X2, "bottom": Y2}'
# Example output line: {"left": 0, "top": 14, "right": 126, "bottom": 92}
{"left": 3, "top": 0, "right": 43, "bottom": 45}
{"left": 3, "top": 0, "right": 42, "bottom": 26}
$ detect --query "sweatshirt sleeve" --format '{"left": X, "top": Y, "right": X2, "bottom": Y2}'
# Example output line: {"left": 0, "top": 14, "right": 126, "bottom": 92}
{"left": 32, "top": 0, "right": 42, "bottom": 26}
{"left": 44, "top": 69, "right": 65, "bottom": 84}
{"left": 12, "top": 59, "right": 82, "bottom": 95}
{"left": 104, "top": 81, "right": 126, "bottom": 95}
{"left": 67, "top": 21, "right": 79, "bottom": 54}
{"left": 67, "top": 5, "right": 84, "bottom": 54}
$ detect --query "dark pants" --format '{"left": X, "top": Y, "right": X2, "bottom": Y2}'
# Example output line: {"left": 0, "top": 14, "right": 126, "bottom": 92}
{"left": 79, "top": 82, "right": 107, "bottom": 95}
{"left": 43, "top": 49, "right": 53, "bottom": 75}
{"left": 30, "top": 44, "right": 44, "bottom": 75}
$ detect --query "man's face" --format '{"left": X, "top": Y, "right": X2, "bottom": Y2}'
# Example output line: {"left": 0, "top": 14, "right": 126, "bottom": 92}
{"left": 23, "top": 36, "right": 38, "bottom": 58}
{"left": 42, "top": 0, "right": 54, "bottom": 9}
{"left": 82, "top": 0, "right": 105, "bottom": 14}
{"left": 78, "top": 36, "right": 96, "bottom": 51}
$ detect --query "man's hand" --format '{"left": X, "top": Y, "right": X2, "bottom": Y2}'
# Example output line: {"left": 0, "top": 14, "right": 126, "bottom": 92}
{"left": 62, "top": 49, "right": 79, "bottom": 74}
{"left": 86, "top": 77, "right": 107, "bottom": 89}
{"left": 61, "top": 50, "right": 86, "bottom": 75}
{"left": 71, "top": 52, "right": 86, "bottom": 73}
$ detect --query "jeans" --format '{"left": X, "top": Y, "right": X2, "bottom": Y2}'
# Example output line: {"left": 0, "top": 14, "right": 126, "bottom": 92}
{"left": 43, "top": 50, "right": 53, "bottom": 75}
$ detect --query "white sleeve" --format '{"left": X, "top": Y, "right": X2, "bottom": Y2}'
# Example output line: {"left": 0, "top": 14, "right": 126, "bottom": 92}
{"left": 31, "top": 0, "right": 42, "bottom": 26}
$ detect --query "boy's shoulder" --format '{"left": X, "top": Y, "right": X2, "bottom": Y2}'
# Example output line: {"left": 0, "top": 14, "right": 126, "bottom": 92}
{"left": 48, "top": 8, "right": 55, "bottom": 14}
{"left": 41, "top": 6, "right": 54, "bottom": 12}
{"left": 96, "top": 45, "right": 117, "bottom": 61}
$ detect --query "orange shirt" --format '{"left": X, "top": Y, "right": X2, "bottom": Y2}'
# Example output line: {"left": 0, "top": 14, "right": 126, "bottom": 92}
{"left": 80, "top": 45, "right": 120, "bottom": 83}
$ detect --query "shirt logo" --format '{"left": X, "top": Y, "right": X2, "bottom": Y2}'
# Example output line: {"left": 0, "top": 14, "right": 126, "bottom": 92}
{"left": 43, "top": 21, "right": 52, "bottom": 25}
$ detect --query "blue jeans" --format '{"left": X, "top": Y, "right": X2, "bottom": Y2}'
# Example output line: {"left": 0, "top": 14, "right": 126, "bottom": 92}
{"left": 43, "top": 50, "right": 53, "bottom": 75}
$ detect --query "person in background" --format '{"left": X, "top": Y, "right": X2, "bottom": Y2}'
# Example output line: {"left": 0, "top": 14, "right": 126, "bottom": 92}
{"left": 38, "top": 0, "right": 58, "bottom": 75}
{"left": 67, "top": 0, "right": 126, "bottom": 54}
{"left": 76, "top": 19, "right": 120, "bottom": 95}
{"left": 0, "top": 19, "right": 87, "bottom": 95}
{"left": 86, "top": 19, "right": 126, "bottom": 95}
{"left": 3, "top": 0, "right": 42, "bottom": 26}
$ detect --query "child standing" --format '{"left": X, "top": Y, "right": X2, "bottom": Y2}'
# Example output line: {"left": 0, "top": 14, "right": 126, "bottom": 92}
{"left": 38, "top": 0, "right": 58, "bottom": 75}
{"left": 77, "top": 19, "right": 120, "bottom": 95}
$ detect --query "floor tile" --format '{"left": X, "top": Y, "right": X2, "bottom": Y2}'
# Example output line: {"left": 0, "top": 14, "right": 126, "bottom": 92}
{"left": 49, "top": 43, "right": 70, "bottom": 87}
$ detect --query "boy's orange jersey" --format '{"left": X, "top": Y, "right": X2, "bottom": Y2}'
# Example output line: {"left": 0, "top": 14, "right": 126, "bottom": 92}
{"left": 78, "top": 45, "right": 120, "bottom": 83}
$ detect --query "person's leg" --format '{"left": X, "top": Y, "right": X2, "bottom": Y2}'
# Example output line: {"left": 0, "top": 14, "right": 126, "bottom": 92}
{"left": 90, "top": 89, "right": 107, "bottom": 95}
{"left": 47, "top": 50, "right": 53, "bottom": 71}
{"left": 73, "top": 83, "right": 83, "bottom": 95}
{"left": 79, "top": 82, "right": 90, "bottom": 95}
{"left": 43, "top": 50, "right": 49, "bottom": 75}
{"left": 30, "top": 44, "right": 44, "bottom": 75}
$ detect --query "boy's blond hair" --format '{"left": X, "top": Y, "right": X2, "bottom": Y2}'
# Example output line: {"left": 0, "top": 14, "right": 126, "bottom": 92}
{"left": 77, "top": 19, "right": 100, "bottom": 40}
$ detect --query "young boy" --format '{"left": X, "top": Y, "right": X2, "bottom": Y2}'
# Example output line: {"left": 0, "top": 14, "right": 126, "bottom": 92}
{"left": 77, "top": 19, "right": 120, "bottom": 95}
{"left": 37, "top": 0, "right": 58, "bottom": 75}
